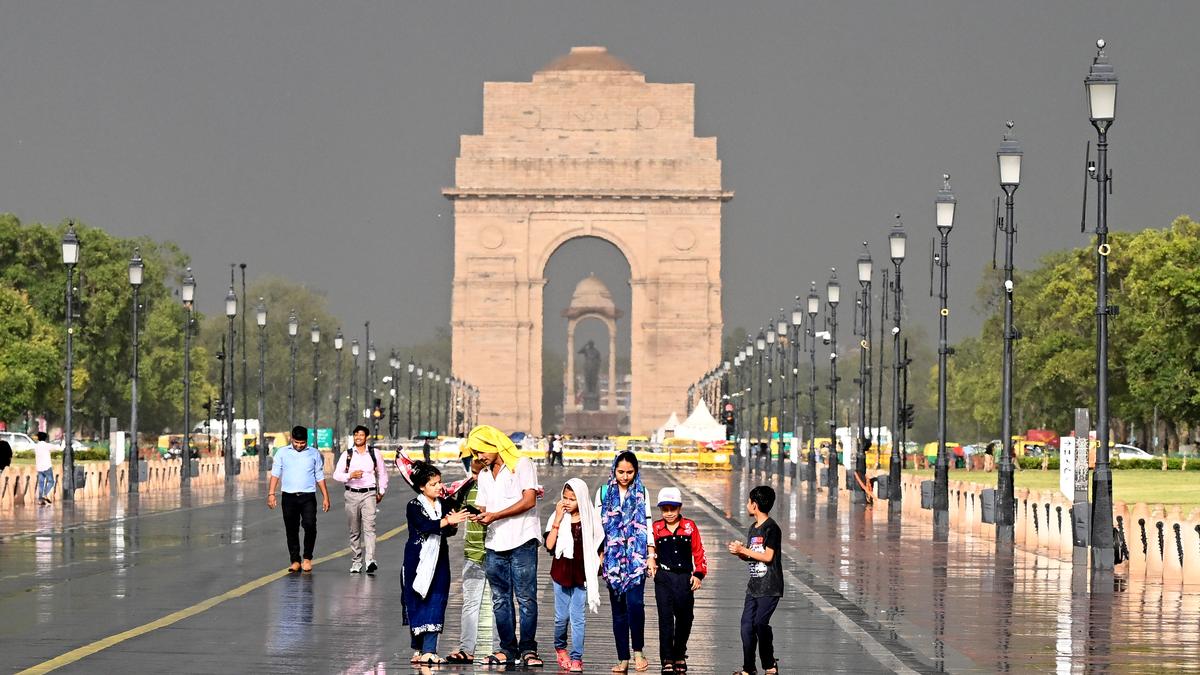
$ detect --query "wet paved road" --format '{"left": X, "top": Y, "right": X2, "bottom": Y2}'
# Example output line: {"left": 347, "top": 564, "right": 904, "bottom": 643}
{"left": 3, "top": 463, "right": 1198, "bottom": 673}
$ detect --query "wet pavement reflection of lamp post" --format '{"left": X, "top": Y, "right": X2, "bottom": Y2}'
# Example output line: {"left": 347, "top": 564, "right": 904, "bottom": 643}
{"left": 181, "top": 268, "right": 195, "bottom": 488}
{"left": 287, "top": 311, "right": 299, "bottom": 424}
{"left": 826, "top": 270, "right": 841, "bottom": 490}
{"left": 1086, "top": 38, "right": 1118, "bottom": 571}
{"left": 807, "top": 283, "right": 820, "bottom": 484}
{"left": 933, "top": 174, "right": 957, "bottom": 520}
{"left": 333, "top": 329, "right": 344, "bottom": 453}
{"left": 61, "top": 225, "right": 80, "bottom": 500}
{"left": 853, "top": 244, "right": 873, "bottom": 504}
{"left": 256, "top": 299, "right": 267, "bottom": 470}
{"left": 225, "top": 286, "right": 238, "bottom": 477}
{"left": 310, "top": 321, "right": 320, "bottom": 432}
{"left": 996, "top": 121, "right": 1023, "bottom": 538}
{"left": 128, "top": 248, "right": 144, "bottom": 493}
{"left": 888, "top": 218, "right": 906, "bottom": 501}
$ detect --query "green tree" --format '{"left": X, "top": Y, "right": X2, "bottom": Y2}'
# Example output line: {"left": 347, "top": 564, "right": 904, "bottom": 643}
{"left": 0, "top": 285, "right": 60, "bottom": 423}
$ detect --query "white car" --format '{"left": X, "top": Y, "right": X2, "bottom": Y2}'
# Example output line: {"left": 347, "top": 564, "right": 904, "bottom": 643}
{"left": 0, "top": 431, "right": 37, "bottom": 453}
{"left": 1115, "top": 444, "right": 1153, "bottom": 460}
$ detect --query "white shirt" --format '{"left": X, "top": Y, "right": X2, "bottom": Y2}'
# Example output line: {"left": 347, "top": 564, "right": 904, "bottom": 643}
{"left": 475, "top": 457, "right": 541, "bottom": 552}
{"left": 35, "top": 441, "right": 54, "bottom": 472}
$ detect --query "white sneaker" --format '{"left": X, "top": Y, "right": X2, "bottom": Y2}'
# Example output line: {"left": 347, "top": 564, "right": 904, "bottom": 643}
{"left": 350, "top": 561, "right": 363, "bottom": 574}
{"left": 365, "top": 560, "right": 378, "bottom": 574}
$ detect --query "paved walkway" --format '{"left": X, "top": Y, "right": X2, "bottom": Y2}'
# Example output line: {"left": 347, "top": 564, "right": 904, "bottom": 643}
{"left": 2, "top": 463, "right": 1198, "bottom": 673}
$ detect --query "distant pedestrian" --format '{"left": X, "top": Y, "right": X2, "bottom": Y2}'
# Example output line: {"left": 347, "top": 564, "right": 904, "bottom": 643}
{"left": 332, "top": 425, "right": 389, "bottom": 574}
{"left": 467, "top": 425, "right": 545, "bottom": 669}
{"left": 266, "top": 426, "right": 331, "bottom": 572}
{"left": 652, "top": 486, "right": 707, "bottom": 673}
{"left": 445, "top": 454, "right": 493, "bottom": 665}
{"left": 34, "top": 432, "right": 56, "bottom": 505}
{"left": 727, "top": 485, "right": 782, "bottom": 675}
{"left": 401, "top": 460, "right": 469, "bottom": 666}
{"left": 545, "top": 478, "right": 604, "bottom": 672}
{"left": 596, "top": 451, "right": 655, "bottom": 672}
{"left": 423, "top": 438, "right": 433, "bottom": 464}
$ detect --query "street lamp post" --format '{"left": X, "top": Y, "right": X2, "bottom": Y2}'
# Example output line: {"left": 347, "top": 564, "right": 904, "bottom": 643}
{"left": 433, "top": 370, "right": 443, "bottom": 437}
{"left": 287, "top": 311, "right": 299, "bottom": 424}
{"left": 239, "top": 264, "right": 249, "bottom": 472}
{"left": 826, "top": 270, "right": 841, "bottom": 490}
{"left": 889, "top": 218, "right": 907, "bottom": 500}
{"left": 334, "top": 330, "right": 344, "bottom": 453}
{"left": 777, "top": 312, "right": 791, "bottom": 477}
{"left": 933, "top": 174, "right": 957, "bottom": 515}
{"left": 225, "top": 287, "right": 238, "bottom": 477}
{"left": 996, "top": 122, "right": 1024, "bottom": 537}
{"left": 181, "top": 268, "right": 195, "bottom": 488}
{"left": 789, "top": 303, "right": 803, "bottom": 476}
{"left": 310, "top": 321, "right": 321, "bottom": 433}
{"left": 61, "top": 225, "right": 80, "bottom": 501}
{"left": 389, "top": 352, "right": 400, "bottom": 441}
{"left": 350, "top": 340, "right": 360, "bottom": 434}
{"left": 256, "top": 299, "right": 267, "bottom": 471}
{"left": 367, "top": 342, "right": 377, "bottom": 424}
{"left": 853, "top": 245, "right": 873, "bottom": 504}
{"left": 807, "top": 284, "right": 820, "bottom": 484}
{"left": 416, "top": 366, "right": 425, "bottom": 437}
{"left": 755, "top": 331, "right": 766, "bottom": 472}
{"left": 1086, "top": 39, "right": 1118, "bottom": 570}
{"left": 765, "top": 325, "right": 778, "bottom": 475}
{"left": 128, "top": 248, "right": 144, "bottom": 493}
{"left": 407, "top": 360, "right": 416, "bottom": 438}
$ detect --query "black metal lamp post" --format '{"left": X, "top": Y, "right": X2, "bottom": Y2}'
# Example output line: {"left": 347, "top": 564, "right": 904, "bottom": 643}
{"left": 1086, "top": 38, "right": 1118, "bottom": 571}
{"left": 888, "top": 218, "right": 906, "bottom": 500}
{"left": 415, "top": 365, "right": 425, "bottom": 437}
{"left": 754, "top": 331, "right": 766, "bottom": 469}
{"left": 789, "top": 302, "right": 803, "bottom": 474}
{"left": 334, "top": 329, "right": 344, "bottom": 453}
{"left": 806, "top": 284, "right": 820, "bottom": 483}
{"left": 826, "top": 270, "right": 841, "bottom": 490}
{"left": 407, "top": 359, "right": 416, "bottom": 438}
{"left": 181, "top": 268, "right": 196, "bottom": 487}
{"left": 776, "top": 311, "right": 791, "bottom": 476}
{"left": 287, "top": 311, "right": 299, "bottom": 424}
{"left": 389, "top": 352, "right": 400, "bottom": 441}
{"left": 350, "top": 339, "right": 360, "bottom": 433}
{"left": 765, "top": 324, "right": 779, "bottom": 474}
{"left": 933, "top": 174, "right": 957, "bottom": 513}
{"left": 996, "top": 121, "right": 1024, "bottom": 536}
{"left": 256, "top": 299, "right": 267, "bottom": 469}
{"left": 853, "top": 245, "right": 873, "bottom": 503}
{"left": 61, "top": 225, "right": 80, "bottom": 500}
{"left": 128, "top": 248, "right": 144, "bottom": 493}
{"left": 239, "top": 264, "right": 249, "bottom": 472}
{"left": 225, "top": 286, "right": 238, "bottom": 477}
{"left": 433, "top": 370, "right": 443, "bottom": 437}
{"left": 310, "top": 321, "right": 321, "bottom": 433}
{"left": 367, "top": 343, "right": 377, "bottom": 427}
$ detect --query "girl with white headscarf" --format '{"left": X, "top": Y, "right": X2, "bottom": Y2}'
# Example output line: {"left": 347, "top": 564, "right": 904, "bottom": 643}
{"left": 544, "top": 478, "right": 605, "bottom": 671}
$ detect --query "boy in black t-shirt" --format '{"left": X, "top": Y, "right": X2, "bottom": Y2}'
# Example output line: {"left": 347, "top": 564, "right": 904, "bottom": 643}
{"left": 726, "top": 485, "right": 782, "bottom": 675}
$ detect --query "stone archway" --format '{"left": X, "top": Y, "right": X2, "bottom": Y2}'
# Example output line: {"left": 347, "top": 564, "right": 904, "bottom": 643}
{"left": 446, "top": 46, "right": 731, "bottom": 435}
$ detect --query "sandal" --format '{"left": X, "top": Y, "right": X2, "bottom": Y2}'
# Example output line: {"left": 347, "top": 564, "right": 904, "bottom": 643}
{"left": 445, "top": 650, "right": 473, "bottom": 664}
{"left": 633, "top": 652, "right": 650, "bottom": 672}
{"left": 418, "top": 653, "right": 445, "bottom": 664}
{"left": 675, "top": 661, "right": 688, "bottom": 673}
{"left": 521, "top": 651, "right": 545, "bottom": 668}
{"left": 612, "top": 661, "right": 630, "bottom": 673}
{"left": 484, "top": 652, "right": 510, "bottom": 667}
{"left": 662, "top": 664, "right": 676, "bottom": 673}
{"left": 764, "top": 660, "right": 779, "bottom": 675}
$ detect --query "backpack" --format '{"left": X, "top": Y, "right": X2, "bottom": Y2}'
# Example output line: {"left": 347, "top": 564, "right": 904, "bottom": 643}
{"left": 343, "top": 446, "right": 379, "bottom": 483}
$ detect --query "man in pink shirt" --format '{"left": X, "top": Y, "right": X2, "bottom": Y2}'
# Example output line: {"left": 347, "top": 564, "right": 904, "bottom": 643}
{"left": 333, "top": 425, "right": 389, "bottom": 574}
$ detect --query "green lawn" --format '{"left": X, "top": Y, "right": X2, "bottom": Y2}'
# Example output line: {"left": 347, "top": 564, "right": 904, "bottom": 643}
{"left": 903, "top": 468, "right": 1200, "bottom": 508}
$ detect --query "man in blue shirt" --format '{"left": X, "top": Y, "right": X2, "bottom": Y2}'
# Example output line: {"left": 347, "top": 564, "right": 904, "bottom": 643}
{"left": 267, "top": 426, "right": 331, "bottom": 572}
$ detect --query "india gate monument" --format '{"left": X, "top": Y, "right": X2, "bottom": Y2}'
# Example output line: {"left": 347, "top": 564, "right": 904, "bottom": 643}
{"left": 446, "top": 46, "right": 731, "bottom": 435}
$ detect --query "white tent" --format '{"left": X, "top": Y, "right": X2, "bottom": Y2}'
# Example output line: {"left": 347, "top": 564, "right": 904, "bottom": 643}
{"left": 674, "top": 400, "right": 727, "bottom": 443}
{"left": 654, "top": 411, "right": 681, "bottom": 443}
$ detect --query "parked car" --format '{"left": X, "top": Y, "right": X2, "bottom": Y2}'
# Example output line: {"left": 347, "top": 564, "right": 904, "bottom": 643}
{"left": 0, "top": 431, "right": 36, "bottom": 453}
{"left": 1115, "top": 444, "right": 1153, "bottom": 460}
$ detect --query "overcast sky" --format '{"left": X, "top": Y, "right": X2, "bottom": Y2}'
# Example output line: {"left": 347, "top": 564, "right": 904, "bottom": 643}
{"left": 2, "top": 1, "right": 1197, "bottom": 357}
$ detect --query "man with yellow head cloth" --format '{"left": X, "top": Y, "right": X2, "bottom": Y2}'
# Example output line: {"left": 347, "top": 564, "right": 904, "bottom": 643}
{"left": 466, "top": 425, "right": 544, "bottom": 668}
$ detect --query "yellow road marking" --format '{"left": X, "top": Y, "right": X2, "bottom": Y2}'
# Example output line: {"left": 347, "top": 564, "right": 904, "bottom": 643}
{"left": 18, "top": 523, "right": 407, "bottom": 675}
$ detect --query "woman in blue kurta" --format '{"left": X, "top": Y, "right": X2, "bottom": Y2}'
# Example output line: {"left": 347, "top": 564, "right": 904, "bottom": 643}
{"left": 402, "top": 461, "right": 469, "bottom": 665}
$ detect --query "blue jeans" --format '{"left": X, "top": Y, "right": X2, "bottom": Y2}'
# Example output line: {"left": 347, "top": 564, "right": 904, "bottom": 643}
{"left": 608, "top": 578, "right": 646, "bottom": 661}
{"left": 411, "top": 630, "right": 438, "bottom": 654}
{"left": 36, "top": 469, "right": 55, "bottom": 500}
{"left": 485, "top": 538, "right": 539, "bottom": 659}
{"left": 553, "top": 582, "right": 587, "bottom": 661}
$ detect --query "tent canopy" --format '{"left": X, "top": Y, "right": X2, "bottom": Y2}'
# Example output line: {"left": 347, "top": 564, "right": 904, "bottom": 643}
{"left": 674, "top": 400, "right": 727, "bottom": 442}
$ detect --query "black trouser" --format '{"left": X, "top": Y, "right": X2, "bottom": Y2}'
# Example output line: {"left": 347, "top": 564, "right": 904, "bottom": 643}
{"left": 654, "top": 570, "right": 695, "bottom": 662}
{"left": 740, "top": 594, "right": 779, "bottom": 672}
{"left": 281, "top": 491, "right": 317, "bottom": 563}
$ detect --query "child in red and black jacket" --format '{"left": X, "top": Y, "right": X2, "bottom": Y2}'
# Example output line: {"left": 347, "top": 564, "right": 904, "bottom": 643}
{"left": 649, "top": 487, "right": 708, "bottom": 673}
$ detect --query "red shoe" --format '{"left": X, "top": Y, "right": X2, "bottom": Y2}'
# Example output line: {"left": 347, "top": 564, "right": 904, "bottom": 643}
{"left": 556, "top": 648, "right": 571, "bottom": 669}
{"left": 570, "top": 660, "right": 585, "bottom": 672}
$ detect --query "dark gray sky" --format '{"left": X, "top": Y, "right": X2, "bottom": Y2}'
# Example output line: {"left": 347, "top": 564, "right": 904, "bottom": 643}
{"left": 3, "top": 1, "right": 1198, "bottom": 353}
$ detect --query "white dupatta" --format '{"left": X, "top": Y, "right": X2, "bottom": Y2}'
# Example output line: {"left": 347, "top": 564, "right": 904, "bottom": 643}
{"left": 413, "top": 494, "right": 442, "bottom": 598}
{"left": 546, "top": 478, "right": 605, "bottom": 612}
